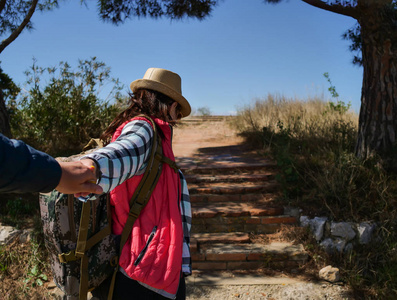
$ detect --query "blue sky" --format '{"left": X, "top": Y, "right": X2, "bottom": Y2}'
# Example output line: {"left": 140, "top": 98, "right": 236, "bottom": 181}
{"left": 0, "top": 0, "right": 362, "bottom": 115}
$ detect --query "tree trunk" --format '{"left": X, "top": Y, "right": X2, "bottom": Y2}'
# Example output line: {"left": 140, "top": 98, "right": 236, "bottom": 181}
{"left": 0, "top": 89, "right": 11, "bottom": 137}
{"left": 355, "top": 4, "right": 397, "bottom": 166}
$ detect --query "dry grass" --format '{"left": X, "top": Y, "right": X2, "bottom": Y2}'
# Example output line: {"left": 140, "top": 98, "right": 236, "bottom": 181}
{"left": 233, "top": 94, "right": 397, "bottom": 298}
{"left": 232, "top": 94, "right": 358, "bottom": 153}
{"left": 0, "top": 239, "right": 52, "bottom": 300}
{"left": 233, "top": 94, "right": 357, "bottom": 131}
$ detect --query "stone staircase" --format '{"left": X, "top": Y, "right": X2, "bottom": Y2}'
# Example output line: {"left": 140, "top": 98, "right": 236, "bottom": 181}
{"left": 181, "top": 115, "right": 232, "bottom": 125}
{"left": 180, "top": 161, "right": 308, "bottom": 273}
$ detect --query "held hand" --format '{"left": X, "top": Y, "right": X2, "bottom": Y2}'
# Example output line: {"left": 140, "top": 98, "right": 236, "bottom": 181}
{"left": 56, "top": 161, "right": 103, "bottom": 195}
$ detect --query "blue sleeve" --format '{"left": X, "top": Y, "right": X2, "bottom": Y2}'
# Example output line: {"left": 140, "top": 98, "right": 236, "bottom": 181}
{"left": 0, "top": 134, "right": 62, "bottom": 193}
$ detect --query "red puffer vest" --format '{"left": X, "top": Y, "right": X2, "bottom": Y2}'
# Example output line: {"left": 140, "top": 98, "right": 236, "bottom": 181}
{"left": 109, "top": 116, "right": 183, "bottom": 298}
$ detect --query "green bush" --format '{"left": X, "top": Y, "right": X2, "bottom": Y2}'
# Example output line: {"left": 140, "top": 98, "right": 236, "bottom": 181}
{"left": 9, "top": 57, "right": 125, "bottom": 156}
{"left": 196, "top": 106, "right": 212, "bottom": 116}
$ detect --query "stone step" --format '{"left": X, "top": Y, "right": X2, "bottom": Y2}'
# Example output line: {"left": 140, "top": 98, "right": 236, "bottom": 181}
{"left": 181, "top": 116, "right": 230, "bottom": 123}
{"left": 180, "top": 120, "right": 224, "bottom": 125}
{"left": 184, "top": 173, "right": 275, "bottom": 184}
{"left": 188, "top": 181, "right": 279, "bottom": 195}
{"left": 191, "top": 242, "right": 308, "bottom": 271}
{"left": 192, "top": 202, "right": 284, "bottom": 218}
{"left": 191, "top": 215, "right": 298, "bottom": 234}
{"left": 182, "top": 162, "right": 277, "bottom": 175}
{"left": 180, "top": 154, "right": 301, "bottom": 273}
{"left": 186, "top": 271, "right": 305, "bottom": 285}
{"left": 191, "top": 232, "right": 251, "bottom": 246}
{"left": 190, "top": 192, "right": 280, "bottom": 204}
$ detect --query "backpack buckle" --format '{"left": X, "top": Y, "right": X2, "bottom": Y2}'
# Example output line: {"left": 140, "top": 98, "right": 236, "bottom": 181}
{"left": 58, "top": 251, "right": 78, "bottom": 263}
{"left": 129, "top": 203, "right": 142, "bottom": 219}
{"left": 110, "top": 256, "right": 119, "bottom": 267}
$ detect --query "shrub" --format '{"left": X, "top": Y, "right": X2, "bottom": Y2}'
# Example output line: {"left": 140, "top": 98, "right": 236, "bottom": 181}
{"left": 9, "top": 57, "right": 125, "bottom": 156}
{"left": 196, "top": 106, "right": 212, "bottom": 116}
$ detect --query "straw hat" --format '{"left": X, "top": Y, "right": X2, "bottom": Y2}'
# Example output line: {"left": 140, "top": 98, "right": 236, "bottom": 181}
{"left": 130, "top": 68, "right": 191, "bottom": 118}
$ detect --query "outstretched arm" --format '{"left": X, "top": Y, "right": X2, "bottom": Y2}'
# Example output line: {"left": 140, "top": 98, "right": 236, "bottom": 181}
{"left": 0, "top": 133, "right": 102, "bottom": 194}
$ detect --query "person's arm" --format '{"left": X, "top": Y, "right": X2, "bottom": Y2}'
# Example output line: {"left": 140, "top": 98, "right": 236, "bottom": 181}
{"left": 0, "top": 134, "right": 102, "bottom": 194}
{"left": 0, "top": 134, "right": 62, "bottom": 193}
{"left": 79, "top": 119, "right": 154, "bottom": 195}
{"left": 179, "top": 170, "right": 192, "bottom": 276}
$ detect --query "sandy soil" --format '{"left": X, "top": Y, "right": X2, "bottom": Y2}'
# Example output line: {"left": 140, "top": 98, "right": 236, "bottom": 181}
{"left": 173, "top": 120, "right": 244, "bottom": 157}
{"left": 186, "top": 282, "right": 353, "bottom": 300}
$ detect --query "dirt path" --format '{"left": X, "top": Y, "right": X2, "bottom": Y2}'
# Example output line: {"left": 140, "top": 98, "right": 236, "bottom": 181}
{"left": 173, "top": 120, "right": 271, "bottom": 169}
{"left": 173, "top": 120, "right": 243, "bottom": 157}
{"left": 173, "top": 119, "right": 355, "bottom": 300}
{"left": 186, "top": 281, "right": 352, "bottom": 300}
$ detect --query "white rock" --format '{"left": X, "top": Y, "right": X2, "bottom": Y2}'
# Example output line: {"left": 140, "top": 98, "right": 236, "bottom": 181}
{"left": 320, "top": 238, "right": 335, "bottom": 254}
{"left": 357, "top": 222, "right": 376, "bottom": 244}
{"left": 311, "top": 217, "right": 328, "bottom": 241}
{"left": 300, "top": 216, "right": 311, "bottom": 227}
{"left": 0, "top": 225, "right": 20, "bottom": 245}
{"left": 319, "top": 265, "right": 340, "bottom": 283}
{"left": 331, "top": 222, "right": 356, "bottom": 241}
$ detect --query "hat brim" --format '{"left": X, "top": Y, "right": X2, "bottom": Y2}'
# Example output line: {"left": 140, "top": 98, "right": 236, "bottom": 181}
{"left": 130, "top": 79, "right": 191, "bottom": 118}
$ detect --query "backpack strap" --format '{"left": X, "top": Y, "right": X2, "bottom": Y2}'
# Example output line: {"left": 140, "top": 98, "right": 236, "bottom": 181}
{"left": 57, "top": 194, "right": 113, "bottom": 300}
{"left": 161, "top": 155, "right": 179, "bottom": 173}
{"left": 79, "top": 195, "right": 114, "bottom": 300}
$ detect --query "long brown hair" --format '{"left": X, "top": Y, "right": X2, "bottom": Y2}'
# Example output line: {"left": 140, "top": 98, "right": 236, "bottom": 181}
{"left": 101, "top": 89, "right": 181, "bottom": 144}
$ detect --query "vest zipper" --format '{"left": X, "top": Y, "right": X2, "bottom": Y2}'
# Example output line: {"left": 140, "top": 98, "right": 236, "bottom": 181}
{"left": 134, "top": 226, "right": 158, "bottom": 266}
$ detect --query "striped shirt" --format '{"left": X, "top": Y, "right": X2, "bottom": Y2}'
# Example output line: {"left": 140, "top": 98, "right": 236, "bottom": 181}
{"left": 82, "top": 119, "right": 192, "bottom": 276}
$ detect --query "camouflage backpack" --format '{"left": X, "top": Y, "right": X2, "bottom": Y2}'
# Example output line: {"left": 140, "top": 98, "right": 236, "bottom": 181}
{"left": 39, "top": 116, "right": 178, "bottom": 300}
{"left": 40, "top": 191, "right": 117, "bottom": 300}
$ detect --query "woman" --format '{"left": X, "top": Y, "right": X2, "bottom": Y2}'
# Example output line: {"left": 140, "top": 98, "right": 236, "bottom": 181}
{"left": 80, "top": 68, "right": 192, "bottom": 300}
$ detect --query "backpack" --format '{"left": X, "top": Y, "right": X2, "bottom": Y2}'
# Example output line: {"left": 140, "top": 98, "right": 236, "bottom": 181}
{"left": 39, "top": 116, "right": 178, "bottom": 300}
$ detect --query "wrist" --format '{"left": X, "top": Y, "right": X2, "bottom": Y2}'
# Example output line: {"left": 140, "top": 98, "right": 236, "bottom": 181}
{"left": 80, "top": 158, "right": 100, "bottom": 179}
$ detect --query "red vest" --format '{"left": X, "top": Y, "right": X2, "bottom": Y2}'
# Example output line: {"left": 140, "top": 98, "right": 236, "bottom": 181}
{"left": 110, "top": 116, "right": 183, "bottom": 297}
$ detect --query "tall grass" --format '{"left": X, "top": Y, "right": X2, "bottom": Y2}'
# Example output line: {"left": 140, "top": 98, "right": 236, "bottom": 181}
{"left": 234, "top": 94, "right": 357, "bottom": 154}
{"left": 233, "top": 94, "right": 397, "bottom": 298}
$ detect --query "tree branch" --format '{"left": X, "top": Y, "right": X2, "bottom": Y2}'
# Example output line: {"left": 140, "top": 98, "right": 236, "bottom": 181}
{"left": 357, "top": 0, "right": 393, "bottom": 8}
{"left": 0, "top": 0, "right": 38, "bottom": 54}
{"left": 0, "top": 0, "right": 6, "bottom": 15}
{"left": 301, "top": 0, "right": 359, "bottom": 19}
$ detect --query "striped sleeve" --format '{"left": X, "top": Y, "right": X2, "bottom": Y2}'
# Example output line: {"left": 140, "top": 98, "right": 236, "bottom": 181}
{"left": 179, "top": 170, "right": 192, "bottom": 276}
{"left": 82, "top": 120, "right": 153, "bottom": 193}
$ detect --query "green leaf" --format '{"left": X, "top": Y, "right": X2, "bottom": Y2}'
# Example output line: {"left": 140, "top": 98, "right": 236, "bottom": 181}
{"left": 36, "top": 279, "right": 43, "bottom": 286}
{"left": 30, "top": 265, "right": 39, "bottom": 276}
{"left": 39, "top": 274, "right": 48, "bottom": 281}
